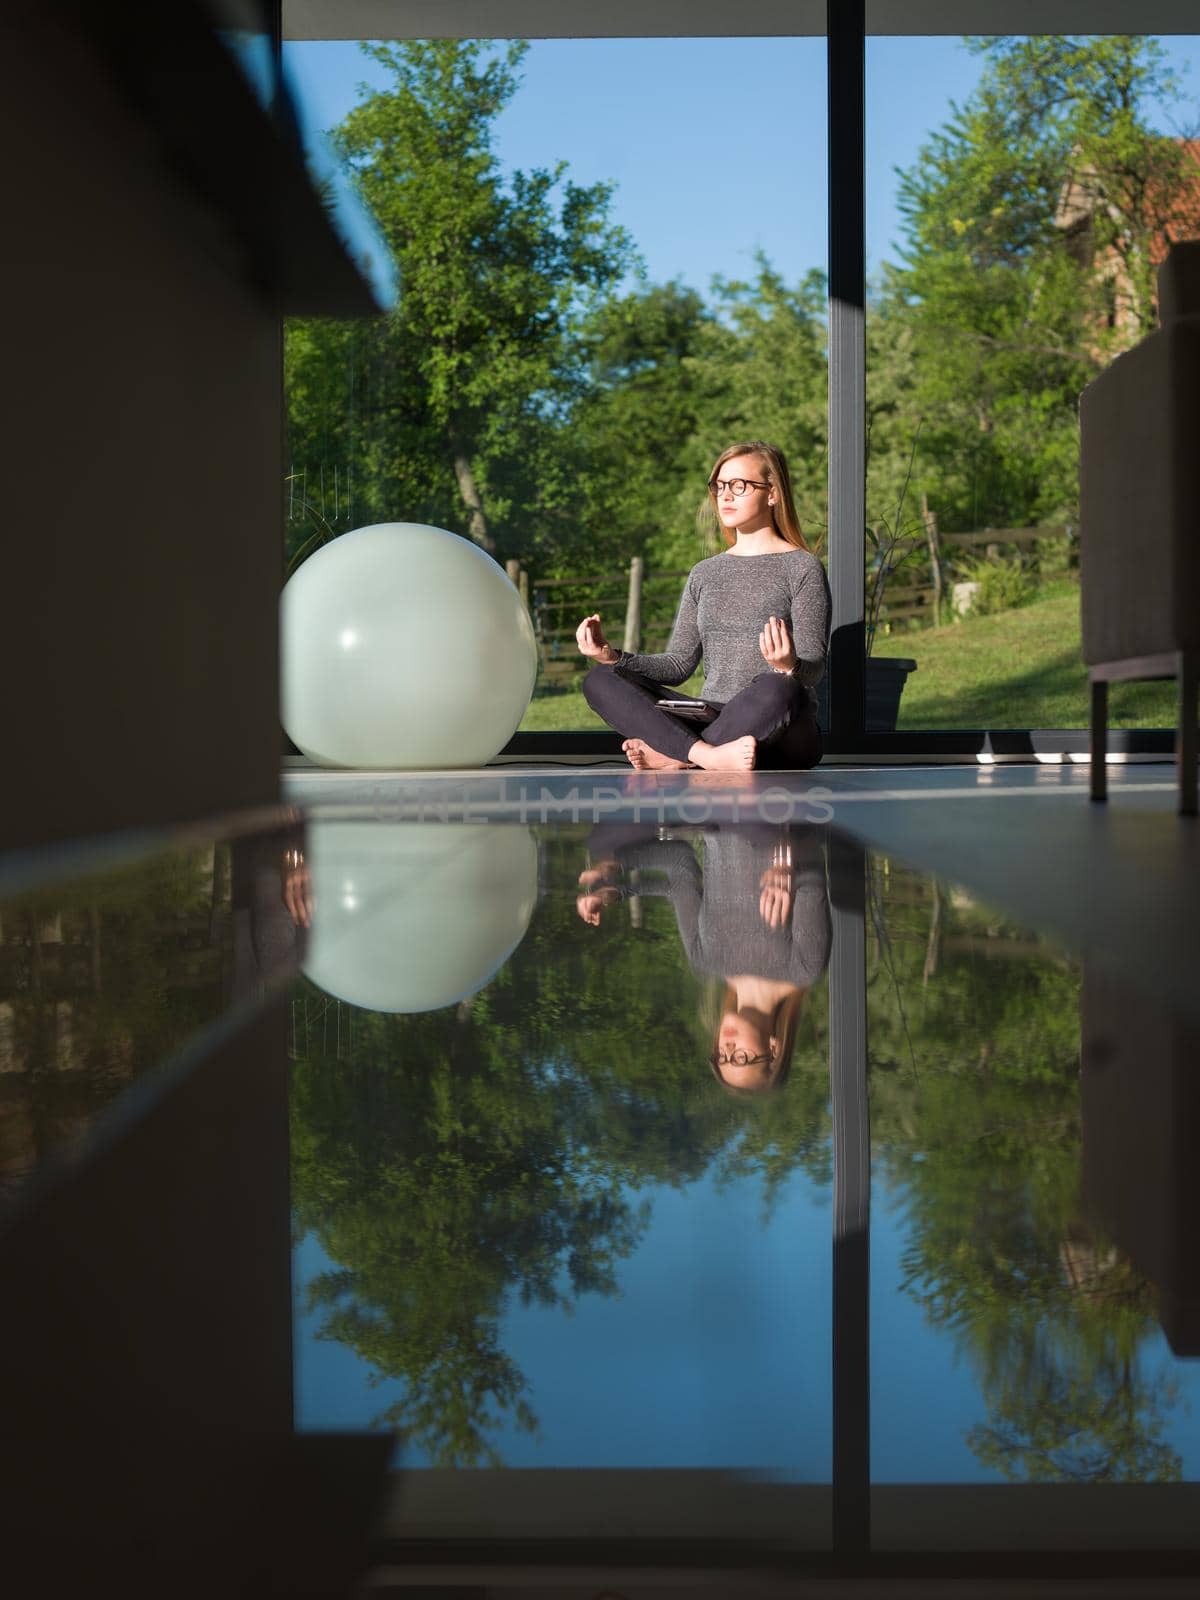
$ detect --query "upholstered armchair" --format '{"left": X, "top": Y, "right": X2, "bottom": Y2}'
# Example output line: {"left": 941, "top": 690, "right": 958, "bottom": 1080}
{"left": 1080, "top": 241, "right": 1200, "bottom": 814}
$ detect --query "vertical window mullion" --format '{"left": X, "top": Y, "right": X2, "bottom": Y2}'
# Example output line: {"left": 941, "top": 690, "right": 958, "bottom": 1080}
{"left": 827, "top": 0, "right": 866, "bottom": 741}
{"left": 829, "top": 833, "right": 871, "bottom": 1551}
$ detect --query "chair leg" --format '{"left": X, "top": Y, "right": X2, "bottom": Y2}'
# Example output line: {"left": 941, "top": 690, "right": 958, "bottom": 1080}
{"left": 1090, "top": 677, "right": 1108, "bottom": 803}
{"left": 1179, "top": 652, "right": 1197, "bottom": 817}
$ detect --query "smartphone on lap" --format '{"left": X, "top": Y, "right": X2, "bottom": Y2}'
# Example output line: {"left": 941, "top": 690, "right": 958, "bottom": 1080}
{"left": 657, "top": 697, "right": 716, "bottom": 724}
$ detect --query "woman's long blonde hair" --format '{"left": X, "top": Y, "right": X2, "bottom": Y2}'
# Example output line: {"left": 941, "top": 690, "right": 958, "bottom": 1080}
{"left": 705, "top": 982, "right": 810, "bottom": 1098}
{"left": 699, "top": 440, "right": 809, "bottom": 552}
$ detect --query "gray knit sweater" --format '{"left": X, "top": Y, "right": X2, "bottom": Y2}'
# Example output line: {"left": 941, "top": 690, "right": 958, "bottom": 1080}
{"left": 619, "top": 548, "right": 831, "bottom": 710}
{"left": 609, "top": 830, "right": 831, "bottom": 989}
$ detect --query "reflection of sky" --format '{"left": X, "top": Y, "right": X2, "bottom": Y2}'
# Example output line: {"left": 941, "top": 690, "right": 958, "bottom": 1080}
{"left": 871, "top": 1195, "right": 1010, "bottom": 1484}
{"left": 295, "top": 1174, "right": 1200, "bottom": 1482}
{"left": 295, "top": 1164, "right": 834, "bottom": 1474}
{"left": 282, "top": 35, "right": 1200, "bottom": 290}
{"left": 216, "top": 28, "right": 278, "bottom": 110}
{"left": 282, "top": 55, "right": 399, "bottom": 309}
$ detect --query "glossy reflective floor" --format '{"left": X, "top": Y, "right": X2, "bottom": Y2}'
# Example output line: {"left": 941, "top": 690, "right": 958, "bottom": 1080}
{"left": 4, "top": 768, "right": 1199, "bottom": 1583}
{"left": 274, "top": 806, "right": 1200, "bottom": 1566}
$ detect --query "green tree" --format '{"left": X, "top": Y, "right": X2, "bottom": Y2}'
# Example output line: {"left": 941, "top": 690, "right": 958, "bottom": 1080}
{"left": 677, "top": 261, "right": 829, "bottom": 563}
{"left": 286, "top": 40, "right": 635, "bottom": 566}
{"left": 569, "top": 281, "right": 714, "bottom": 570}
{"left": 874, "top": 35, "right": 1199, "bottom": 537}
{"left": 564, "top": 260, "right": 829, "bottom": 596}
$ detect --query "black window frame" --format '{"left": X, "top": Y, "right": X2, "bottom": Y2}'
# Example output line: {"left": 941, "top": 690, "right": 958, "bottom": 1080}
{"left": 283, "top": 0, "right": 1180, "bottom": 765}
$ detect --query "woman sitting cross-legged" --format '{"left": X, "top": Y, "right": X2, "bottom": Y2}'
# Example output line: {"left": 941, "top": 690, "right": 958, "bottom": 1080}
{"left": 576, "top": 439, "right": 831, "bottom": 771}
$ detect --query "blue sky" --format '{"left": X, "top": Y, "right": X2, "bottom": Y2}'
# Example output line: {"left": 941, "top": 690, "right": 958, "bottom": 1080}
{"left": 285, "top": 34, "right": 1200, "bottom": 292}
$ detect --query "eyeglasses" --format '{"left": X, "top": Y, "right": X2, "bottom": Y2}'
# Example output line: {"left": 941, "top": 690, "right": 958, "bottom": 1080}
{"left": 710, "top": 1047, "right": 772, "bottom": 1068}
{"left": 709, "top": 478, "right": 769, "bottom": 497}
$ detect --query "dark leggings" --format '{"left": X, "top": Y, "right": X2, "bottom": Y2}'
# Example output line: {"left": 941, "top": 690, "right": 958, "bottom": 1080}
{"left": 583, "top": 663, "right": 822, "bottom": 769}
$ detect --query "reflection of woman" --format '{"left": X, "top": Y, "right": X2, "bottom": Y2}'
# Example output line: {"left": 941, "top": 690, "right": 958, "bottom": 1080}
{"left": 229, "top": 819, "right": 310, "bottom": 1001}
{"left": 579, "top": 824, "right": 832, "bottom": 1095}
{"left": 575, "top": 441, "right": 830, "bottom": 772}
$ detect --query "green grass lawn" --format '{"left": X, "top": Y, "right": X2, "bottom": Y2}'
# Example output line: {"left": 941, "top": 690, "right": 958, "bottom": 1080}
{"left": 519, "top": 580, "right": 1177, "bottom": 733}
{"left": 874, "top": 580, "right": 1175, "bottom": 730}
{"left": 518, "top": 679, "right": 604, "bottom": 732}
{"left": 518, "top": 665, "right": 708, "bottom": 733}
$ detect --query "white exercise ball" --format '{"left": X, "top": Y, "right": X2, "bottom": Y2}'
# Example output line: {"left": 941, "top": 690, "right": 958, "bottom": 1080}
{"left": 281, "top": 522, "right": 537, "bottom": 768}
{"left": 302, "top": 822, "right": 538, "bottom": 1013}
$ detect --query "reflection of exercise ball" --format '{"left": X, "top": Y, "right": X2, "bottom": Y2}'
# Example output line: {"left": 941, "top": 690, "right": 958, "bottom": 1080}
{"left": 302, "top": 822, "right": 538, "bottom": 1013}
{"left": 281, "top": 522, "right": 537, "bottom": 768}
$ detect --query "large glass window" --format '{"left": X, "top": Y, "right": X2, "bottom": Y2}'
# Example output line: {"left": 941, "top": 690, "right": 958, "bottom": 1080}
{"left": 282, "top": 12, "right": 1196, "bottom": 751}
{"left": 865, "top": 32, "right": 1200, "bottom": 733}
{"left": 282, "top": 33, "right": 828, "bottom": 737}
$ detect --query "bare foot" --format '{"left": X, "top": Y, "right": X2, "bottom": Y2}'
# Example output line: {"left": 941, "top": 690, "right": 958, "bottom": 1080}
{"left": 622, "top": 738, "right": 690, "bottom": 771}
{"left": 686, "top": 769, "right": 756, "bottom": 791}
{"left": 688, "top": 735, "right": 757, "bottom": 772}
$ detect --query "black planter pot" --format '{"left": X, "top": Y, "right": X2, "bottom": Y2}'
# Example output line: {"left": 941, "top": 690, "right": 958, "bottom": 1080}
{"left": 815, "top": 656, "right": 917, "bottom": 733}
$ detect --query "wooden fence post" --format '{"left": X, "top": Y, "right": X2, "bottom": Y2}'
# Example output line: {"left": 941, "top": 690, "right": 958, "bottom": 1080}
{"left": 623, "top": 555, "right": 643, "bottom": 653}
{"left": 518, "top": 567, "right": 529, "bottom": 611}
{"left": 505, "top": 558, "right": 521, "bottom": 589}
{"left": 627, "top": 868, "right": 643, "bottom": 930}
{"left": 921, "top": 494, "right": 943, "bottom": 627}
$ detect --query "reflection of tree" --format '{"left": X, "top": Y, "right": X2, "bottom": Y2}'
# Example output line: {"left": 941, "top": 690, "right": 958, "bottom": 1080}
{"left": 290, "top": 830, "right": 833, "bottom": 1466}
{"left": 967, "top": 1315, "right": 1182, "bottom": 1484}
{"left": 292, "top": 1018, "right": 652, "bottom": 1467}
{"left": 0, "top": 849, "right": 229, "bottom": 1191}
{"left": 869, "top": 864, "right": 1184, "bottom": 1484}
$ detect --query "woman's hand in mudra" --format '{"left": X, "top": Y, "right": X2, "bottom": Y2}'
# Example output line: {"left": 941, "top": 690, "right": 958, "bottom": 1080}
{"left": 282, "top": 862, "right": 313, "bottom": 929}
{"left": 759, "top": 615, "right": 796, "bottom": 673}
{"left": 576, "top": 613, "right": 620, "bottom": 664}
{"left": 576, "top": 887, "right": 621, "bottom": 926}
{"left": 759, "top": 866, "right": 794, "bottom": 929}
{"left": 579, "top": 860, "right": 622, "bottom": 891}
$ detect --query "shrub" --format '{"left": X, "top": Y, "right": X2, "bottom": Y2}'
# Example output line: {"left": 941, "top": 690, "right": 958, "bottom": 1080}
{"left": 953, "top": 554, "right": 1036, "bottom": 617}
